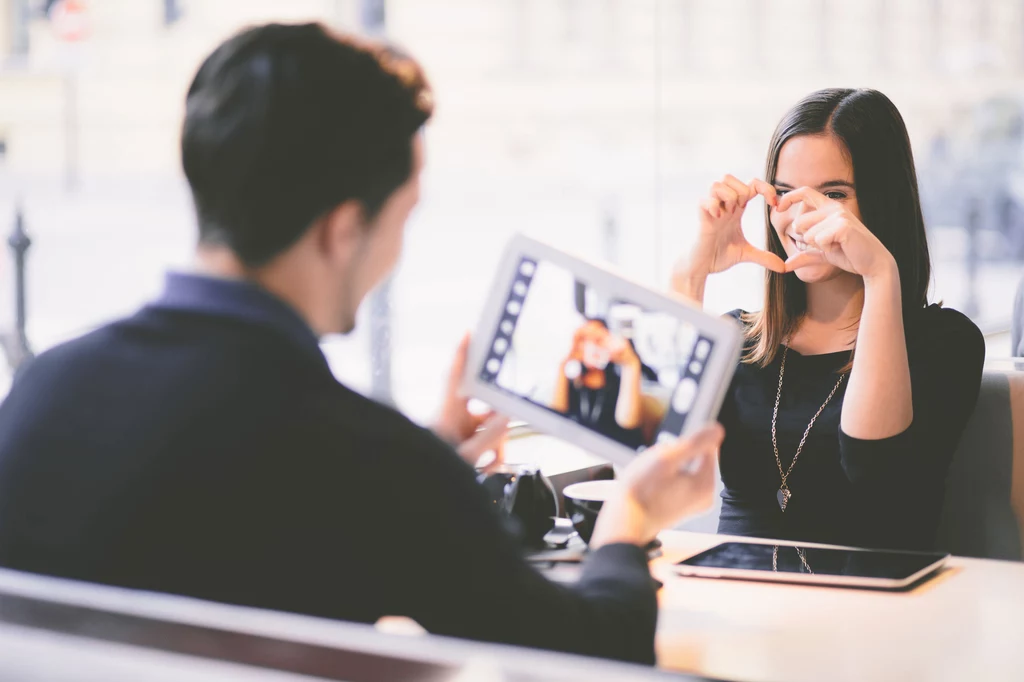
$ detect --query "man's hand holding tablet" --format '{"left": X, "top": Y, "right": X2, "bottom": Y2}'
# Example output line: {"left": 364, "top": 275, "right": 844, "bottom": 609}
{"left": 434, "top": 333, "right": 510, "bottom": 473}
{"left": 590, "top": 423, "right": 724, "bottom": 548}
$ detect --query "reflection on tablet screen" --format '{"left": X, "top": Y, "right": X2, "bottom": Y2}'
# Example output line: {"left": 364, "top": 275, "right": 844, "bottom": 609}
{"left": 679, "top": 542, "right": 948, "bottom": 580}
{"left": 477, "top": 256, "right": 716, "bottom": 452}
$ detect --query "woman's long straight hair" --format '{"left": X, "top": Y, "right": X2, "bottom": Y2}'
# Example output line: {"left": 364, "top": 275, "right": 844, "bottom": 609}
{"left": 743, "top": 88, "right": 932, "bottom": 369}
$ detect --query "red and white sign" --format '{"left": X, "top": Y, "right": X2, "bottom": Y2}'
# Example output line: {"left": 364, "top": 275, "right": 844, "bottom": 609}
{"left": 50, "top": 0, "right": 91, "bottom": 43}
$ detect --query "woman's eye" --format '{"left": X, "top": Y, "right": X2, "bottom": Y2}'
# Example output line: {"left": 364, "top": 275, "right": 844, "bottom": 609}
{"left": 825, "top": 191, "right": 847, "bottom": 200}
{"left": 774, "top": 188, "right": 789, "bottom": 197}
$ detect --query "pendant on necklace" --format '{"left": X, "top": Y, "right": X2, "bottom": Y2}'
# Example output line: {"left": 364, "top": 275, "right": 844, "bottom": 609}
{"left": 777, "top": 487, "right": 792, "bottom": 512}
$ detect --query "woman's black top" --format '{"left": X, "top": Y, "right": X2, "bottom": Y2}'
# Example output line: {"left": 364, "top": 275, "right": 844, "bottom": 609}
{"left": 566, "top": 365, "right": 646, "bottom": 449}
{"left": 717, "top": 305, "right": 985, "bottom": 551}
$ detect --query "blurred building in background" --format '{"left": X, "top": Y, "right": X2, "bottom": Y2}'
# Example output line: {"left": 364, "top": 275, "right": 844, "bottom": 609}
{"left": 1, "top": 0, "right": 1023, "bottom": 415}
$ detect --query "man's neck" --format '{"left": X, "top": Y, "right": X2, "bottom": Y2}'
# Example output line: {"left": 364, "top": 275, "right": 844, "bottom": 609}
{"left": 194, "top": 245, "right": 249, "bottom": 280}
{"left": 193, "top": 246, "right": 329, "bottom": 337}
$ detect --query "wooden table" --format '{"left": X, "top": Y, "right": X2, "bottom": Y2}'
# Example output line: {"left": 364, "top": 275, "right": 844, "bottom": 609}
{"left": 648, "top": 531, "right": 1024, "bottom": 682}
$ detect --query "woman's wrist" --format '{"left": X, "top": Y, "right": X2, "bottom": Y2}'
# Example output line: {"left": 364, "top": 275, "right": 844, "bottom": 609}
{"left": 671, "top": 265, "right": 709, "bottom": 302}
{"left": 619, "top": 353, "right": 641, "bottom": 371}
{"left": 862, "top": 253, "right": 899, "bottom": 288}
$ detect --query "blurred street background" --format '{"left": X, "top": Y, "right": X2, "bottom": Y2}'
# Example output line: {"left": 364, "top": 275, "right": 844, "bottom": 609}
{"left": 2, "top": 0, "right": 1024, "bottom": 421}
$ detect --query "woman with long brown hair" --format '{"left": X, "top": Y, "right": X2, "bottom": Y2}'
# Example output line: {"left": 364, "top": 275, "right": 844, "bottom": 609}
{"left": 672, "top": 88, "right": 984, "bottom": 550}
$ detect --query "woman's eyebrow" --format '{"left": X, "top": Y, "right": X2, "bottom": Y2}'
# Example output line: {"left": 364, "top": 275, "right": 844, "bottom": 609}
{"left": 819, "top": 180, "right": 855, "bottom": 189}
{"left": 773, "top": 180, "right": 855, "bottom": 189}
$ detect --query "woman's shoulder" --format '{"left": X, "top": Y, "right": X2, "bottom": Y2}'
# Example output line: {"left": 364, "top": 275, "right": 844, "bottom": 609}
{"left": 724, "top": 309, "right": 758, "bottom": 354}
{"left": 725, "top": 309, "right": 750, "bottom": 325}
{"left": 910, "top": 303, "right": 981, "bottom": 336}
{"left": 908, "top": 304, "right": 985, "bottom": 357}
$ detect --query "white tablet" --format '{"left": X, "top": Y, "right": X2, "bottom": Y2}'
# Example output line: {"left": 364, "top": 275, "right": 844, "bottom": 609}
{"left": 675, "top": 541, "right": 949, "bottom": 590}
{"left": 462, "top": 234, "right": 743, "bottom": 467}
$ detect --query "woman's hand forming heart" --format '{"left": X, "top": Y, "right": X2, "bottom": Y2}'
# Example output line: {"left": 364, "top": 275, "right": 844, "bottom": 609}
{"left": 672, "top": 176, "right": 786, "bottom": 302}
{"left": 777, "top": 186, "right": 897, "bottom": 281}
{"left": 682, "top": 175, "right": 786, "bottom": 277}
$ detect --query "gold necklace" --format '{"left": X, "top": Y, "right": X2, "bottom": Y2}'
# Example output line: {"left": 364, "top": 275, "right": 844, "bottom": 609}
{"left": 771, "top": 346, "right": 846, "bottom": 512}
{"left": 772, "top": 545, "right": 814, "bottom": 573}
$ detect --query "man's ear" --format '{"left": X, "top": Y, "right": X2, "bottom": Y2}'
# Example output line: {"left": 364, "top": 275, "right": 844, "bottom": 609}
{"left": 317, "top": 200, "right": 366, "bottom": 261}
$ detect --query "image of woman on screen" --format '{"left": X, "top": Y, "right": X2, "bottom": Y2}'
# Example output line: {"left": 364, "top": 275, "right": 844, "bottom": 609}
{"left": 670, "top": 88, "right": 985, "bottom": 552}
{"left": 549, "top": 319, "right": 661, "bottom": 450}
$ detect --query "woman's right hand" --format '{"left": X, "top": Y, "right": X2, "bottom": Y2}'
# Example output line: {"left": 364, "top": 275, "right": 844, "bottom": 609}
{"left": 674, "top": 176, "right": 786, "bottom": 288}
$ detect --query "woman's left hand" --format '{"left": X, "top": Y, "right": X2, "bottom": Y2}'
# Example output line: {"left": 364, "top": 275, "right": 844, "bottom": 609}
{"left": 777, "top": 187, "right": 897, "bottom": 280}
{"left": 606, "top": 336, "right": 640, "bottom": 368}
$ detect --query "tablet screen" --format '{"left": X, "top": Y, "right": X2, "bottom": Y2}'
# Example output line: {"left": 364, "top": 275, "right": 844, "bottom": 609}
{"left": 477, "top": 256, "right": 718, "bottom": 451}
{"left": 677, "top": 542, "right": 948, "bottom": 581}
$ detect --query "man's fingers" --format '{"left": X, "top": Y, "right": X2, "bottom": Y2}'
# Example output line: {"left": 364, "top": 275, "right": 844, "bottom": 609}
{"left": 477, "top": 440, "right": 506, "bottom": 474}
{"left": 460, "top": 411, "right": 491, "bottom": 437}
{"left": 446, "top": 333, "right": 471, "bottom": 396}
{"left": 663, "top": 423, "right": 724, "bottom": 465}
{"left": 686, "top": 452, "right": 718, "bottom": 509}
{"left": 457, "top": 414, "right": 510, "bottom": 465}
{"left": 692, "top": 423, "right": 725, "bottom": 451}
{"left": 740, "top": 245, "right": 787, "bottom": 273}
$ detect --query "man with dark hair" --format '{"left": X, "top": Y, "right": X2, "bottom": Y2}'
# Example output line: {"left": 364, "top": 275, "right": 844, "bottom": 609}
{"left": 0, "top": 24, "right": 723, "bottom": 664}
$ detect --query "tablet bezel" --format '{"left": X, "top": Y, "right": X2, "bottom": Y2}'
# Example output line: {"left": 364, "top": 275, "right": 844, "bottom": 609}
{"left": 674, "top": 541, "right": 950, "bottom": 590}
{"left": 462, "top": 233, "right": 743, "bottom": 468}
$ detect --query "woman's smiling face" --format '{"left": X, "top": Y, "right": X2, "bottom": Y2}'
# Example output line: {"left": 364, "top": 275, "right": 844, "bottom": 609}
{"left": 771, "top": 133, "right": 863, "bottom": 284}
{"left": 576, "top": 321, "right": 612, "bottom": 369}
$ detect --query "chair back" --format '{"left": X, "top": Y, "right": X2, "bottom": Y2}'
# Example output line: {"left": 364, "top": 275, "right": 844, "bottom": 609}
{"left": 936, "top": 369, "right": 1024, "bottom": 561}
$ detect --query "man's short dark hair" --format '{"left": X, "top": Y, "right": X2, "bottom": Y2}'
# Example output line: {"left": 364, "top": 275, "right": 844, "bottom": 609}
{"left": 182, "top": 23, "right": 433, "bottom": 266}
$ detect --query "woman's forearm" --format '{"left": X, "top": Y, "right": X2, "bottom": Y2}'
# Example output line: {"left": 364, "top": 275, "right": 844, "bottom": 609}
{"left": 670, "top": 265, "right": 708, "bottom": 307}
{"left": 551, "top": 368, "right": 570, "bottom": 413}
{"left": 614, "top": 361, "right": 643, "bottom": 429}
{"left": 841, "top": 262, "right": 913, "bottom": 439}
